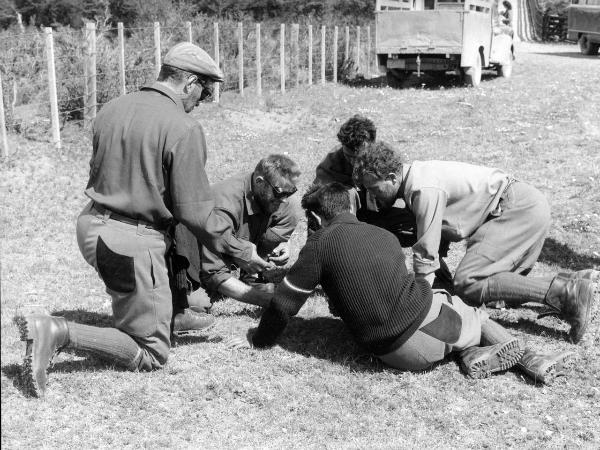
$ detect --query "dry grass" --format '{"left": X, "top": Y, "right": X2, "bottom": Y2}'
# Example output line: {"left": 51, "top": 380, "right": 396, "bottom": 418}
{"left": 1, "top": 42, "right": 599, "bottom": 449}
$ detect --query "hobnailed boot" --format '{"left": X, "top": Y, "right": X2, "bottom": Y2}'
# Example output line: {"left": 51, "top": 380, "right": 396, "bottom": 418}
{"left": 459, "top": 338, "right": 524, "bottom": 379}
{"left": 16, "top": 314, "right": 70, "bottom": 398}
{"left": 540, "top": 273, "right": 594, "bottom": 343}
{"left": 172, "top": 309, "right": 215, "bottom": 337}
{"left": 517, "top": 350, "right": 573, "bottom": 385}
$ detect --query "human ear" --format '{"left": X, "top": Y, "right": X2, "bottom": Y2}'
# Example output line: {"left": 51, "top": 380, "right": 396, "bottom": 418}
{"left": 386, "top": 173, "right": 398, "bottom": 184}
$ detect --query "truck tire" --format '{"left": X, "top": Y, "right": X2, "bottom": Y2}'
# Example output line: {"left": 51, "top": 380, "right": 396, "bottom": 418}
{"left": 463, "top": 52, "right": 482, "bottom": 87}
{"left": 579, "top": 35, "right": 600, "bottom": 55}
{"left": 387, "top": 69, "right": 406, "bottom": 89}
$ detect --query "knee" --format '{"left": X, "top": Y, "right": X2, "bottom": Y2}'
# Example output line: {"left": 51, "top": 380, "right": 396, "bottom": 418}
{"left": 453, "top": 274, "right": 486, "bottom": 307}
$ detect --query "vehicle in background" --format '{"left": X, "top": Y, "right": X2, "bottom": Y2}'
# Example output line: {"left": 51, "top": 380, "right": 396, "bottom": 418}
{"left": 375, "top": 0, "right": 514, "bottom": 87}
{"left": 567, "top": 0, "right": 600, "bottom": 55}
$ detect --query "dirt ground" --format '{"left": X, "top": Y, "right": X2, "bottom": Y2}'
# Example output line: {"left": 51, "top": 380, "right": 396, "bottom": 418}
{"left": 1, "top": 41, "right": 599, "bottom": 449}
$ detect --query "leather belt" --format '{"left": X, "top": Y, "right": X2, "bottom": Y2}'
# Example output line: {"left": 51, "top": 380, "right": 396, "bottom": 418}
{"left": 92, "top": 203, "right": 164, "bottom": 231}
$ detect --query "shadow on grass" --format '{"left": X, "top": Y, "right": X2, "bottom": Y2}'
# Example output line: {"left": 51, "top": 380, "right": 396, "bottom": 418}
{"left": 493, "top": 316, "right": 570, "bottom": 342}
{"left": 532, "top": 51, "right": 599, "bottom": 59}
{"left": 52, "top": 309, "right": 114, "bottom": 327}
{"left": 539, "top": 237, "right": 600, "bottom": 271}
{"left": 276, "top": 316, "right": 452, "bottom": 374}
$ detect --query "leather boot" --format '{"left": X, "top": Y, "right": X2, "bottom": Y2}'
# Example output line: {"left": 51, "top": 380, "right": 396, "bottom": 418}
{"left": 459, "top": 338, "right": 523, "bottom": 379}
{"left": 541, "top": 272, "right": 594, "bottom": 343}
{"left": 172, "top": 309, "right": 215, "bottom": 337}
{"left": 17, "top": 314, "right": 70, "bottom": 398}
{"left": 517, "top": 349, "right": 573, "bottom": 384}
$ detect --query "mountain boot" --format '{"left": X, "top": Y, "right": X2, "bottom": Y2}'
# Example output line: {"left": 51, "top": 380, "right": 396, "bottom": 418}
{"left": 460, "top": 338, "right": 524, "bottom": 379}
{"left": 540, "top": 272, "right": 595, "bottom": 343}
{"left": 172, "top": 309, "right": 215, "bottom": 337}
{"left": 16, "top": 314, "right": 70, "bottom": 398}
{"left": 517, "top": 349, "right": 573, "bottom": 384}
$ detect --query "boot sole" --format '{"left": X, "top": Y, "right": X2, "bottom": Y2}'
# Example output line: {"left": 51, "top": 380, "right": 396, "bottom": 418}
{"left": 464, "top": 339, "right": 524, "bottom": 379}
{"left": 172, "top": 321, "right": 215, "bottom": 337}
{"left": 15, "top": 315, "right": 44, "bottom": 398}
{"left": 517, "top": 352, "right": 573, "bottom": 385}
{"left": 570, "top": 280, "right": 594, "bottom": 344}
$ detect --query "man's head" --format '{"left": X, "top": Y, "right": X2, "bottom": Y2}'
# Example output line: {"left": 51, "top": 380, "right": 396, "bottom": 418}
{"left": 353, "top": 141, "right": 404, "bottom": 211}
{"left": 158, "top": 42, "right": 224, "bottom": 113}
{"left": 301, "top": 182, "right": 351, "bottom": 231}
{"left": 252, "top": 155, "right": 301, "bottom": 214}
{"left": 337, "top": 115, "right": 376, "bottom": 166}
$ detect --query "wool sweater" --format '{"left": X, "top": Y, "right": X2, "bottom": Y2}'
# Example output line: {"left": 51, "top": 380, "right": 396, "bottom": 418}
{"left": 252, "top": 212, "right": 433, "bottom": 355}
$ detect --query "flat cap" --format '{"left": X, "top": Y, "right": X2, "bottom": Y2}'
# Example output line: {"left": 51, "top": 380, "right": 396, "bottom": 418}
{"left": 163, "top": 42, "right": 224, "bottom": 82}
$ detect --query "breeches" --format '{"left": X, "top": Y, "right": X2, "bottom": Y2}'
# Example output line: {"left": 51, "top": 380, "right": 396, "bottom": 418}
{"left": 453, "top": 181, "right": 551, "bottom": 306}
{"left": 378, "top": 291, "right": 488, "bottom": 371}
{"left": 76, "top": 202, "right": 172, "bottom": 369}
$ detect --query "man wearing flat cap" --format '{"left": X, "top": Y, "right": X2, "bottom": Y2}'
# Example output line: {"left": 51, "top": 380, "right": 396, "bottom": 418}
{"left": 17, "top": 42, "right": 272, "bottom": 397}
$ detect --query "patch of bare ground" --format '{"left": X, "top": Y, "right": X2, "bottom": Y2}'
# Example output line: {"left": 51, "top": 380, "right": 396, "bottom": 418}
{"left": 1, "top": 42, "right": 599, "bottom": 449}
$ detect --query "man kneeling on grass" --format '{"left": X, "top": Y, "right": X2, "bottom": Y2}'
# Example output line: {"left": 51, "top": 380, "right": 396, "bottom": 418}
{"left": 231, "top": 182, "right": 528, "bottom": 379}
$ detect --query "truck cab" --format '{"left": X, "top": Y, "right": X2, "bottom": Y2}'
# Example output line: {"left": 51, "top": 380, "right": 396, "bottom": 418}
{"left": 375, "top": 0, "right": 514, "bottom": 86}
{"left": 567, "top": 0, "right": 600, "bottom": 55}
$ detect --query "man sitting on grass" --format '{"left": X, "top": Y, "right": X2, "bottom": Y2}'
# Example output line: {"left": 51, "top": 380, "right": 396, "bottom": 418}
{"left": 230, "top": 182, "right": 527, "bottom": 379}
{"left": 170, "top": 154, "right": 303, "bottom": 322}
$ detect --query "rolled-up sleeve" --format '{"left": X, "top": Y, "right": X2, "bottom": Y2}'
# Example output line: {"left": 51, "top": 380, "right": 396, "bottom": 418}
{"left": 410, "top": 188, "right": 447, "bottom": 275}
{"left": 169, "top": 125, "right": 252, "bottom": 263}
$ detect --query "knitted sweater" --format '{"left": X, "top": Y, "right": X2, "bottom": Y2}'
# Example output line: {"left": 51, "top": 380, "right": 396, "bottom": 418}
{"left": 252, "top": 212, "right": 433, "bottom": 355}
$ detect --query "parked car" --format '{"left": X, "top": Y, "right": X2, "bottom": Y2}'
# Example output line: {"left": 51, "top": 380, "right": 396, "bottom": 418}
{"left": 375, "top": 0, "right": 514, "bottom": 87}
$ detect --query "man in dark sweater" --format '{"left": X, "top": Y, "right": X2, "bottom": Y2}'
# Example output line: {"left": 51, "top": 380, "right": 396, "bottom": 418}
{"left": 235, "top": 183, "right": 525, "bottom": 378}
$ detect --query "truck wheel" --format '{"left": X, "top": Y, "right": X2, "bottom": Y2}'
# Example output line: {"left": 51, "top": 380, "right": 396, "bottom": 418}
{"left": 463, "top": 52, "right": 482, "bottom": 87}
{"left": 579, "top": 35, "right": 600, "bottom": 55}
{"left": 387, "top": 69, "right": 406, "bottom": 89}
{"left": 498, "top": 62, "right": 513, "bottom": 78}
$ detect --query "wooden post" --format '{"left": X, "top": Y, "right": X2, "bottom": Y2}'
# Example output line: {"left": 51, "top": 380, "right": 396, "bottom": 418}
{"left": 154, "top": 22, "right": 161, "bottom": 79}
{"left": 292, "top": 24, "right": 299, "bottom": 88}
{"left": 256, "top": 23, "right": 262, "bottom": 96}
{"left": 84, "top": 22, "right": 97, "bottom": 128}
{"left": 366, "top": 25, "right": 371, "bottom": 77}
{"left": 0, "top": 72, "right": 8, "bottom": 157}
{"left": 45, "top": 27, "right": 61, "bottom": 149}
{"left": 186, "top": 21, "right": 192, "bottom": 43}
{"left": 17, "top": 13, "right": 25, "bottom": 33}
{"left": 118, "top": 22, "right": 126, "bottom": 95}
{"left": 345, "top": 26, "right": 349, "bottom": 62}
{"left": 280, "top": 23, "right": 285, "bottom": 94}
{"left": 333, "top": 26, "right": 338, "bottom": 83}
{"left": 213, "top": 22, "right": 220, "bottom": 102}
{"left": 308, "top": 24, "right": 313, "bottom": 86}
{"left": 321, "top": 25, "right": 326, "bottom": 84}
{"left": 356, "top": 26, "right": 361, "bottom": 75}
{"left": 238, "top": 22, "right": 244, "bottom": 95}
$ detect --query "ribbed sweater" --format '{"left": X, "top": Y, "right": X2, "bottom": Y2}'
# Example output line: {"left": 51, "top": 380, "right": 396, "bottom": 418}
{"left": 252, "top": 212, "right": 433, "bottom": 355}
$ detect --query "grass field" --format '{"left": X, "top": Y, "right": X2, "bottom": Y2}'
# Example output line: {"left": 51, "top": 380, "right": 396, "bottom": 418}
{"left": 1, "top": 41, "right": 599, "bottom": 449}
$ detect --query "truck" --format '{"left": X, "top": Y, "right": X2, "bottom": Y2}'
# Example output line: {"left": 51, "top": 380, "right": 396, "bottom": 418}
{"left": 567, "top": 0, "right": 600, "bottom": 55}
{"left": 375, "top": 0, "right": 514, "bottom": 87}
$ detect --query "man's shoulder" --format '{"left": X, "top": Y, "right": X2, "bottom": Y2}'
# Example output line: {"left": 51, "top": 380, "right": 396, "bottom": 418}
{"left": 212, "top": 172, "right": 249, "bottom": 210}
{"left": 317, "top": 146, "right": 345, "bottom": 167}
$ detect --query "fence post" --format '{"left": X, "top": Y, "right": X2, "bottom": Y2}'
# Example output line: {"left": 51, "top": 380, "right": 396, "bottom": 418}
{"left": 213, "top": 22, "right": 220, "bottom": 102}
{"left": 356, "top": 26, "right": 361, "bottom": 75}
{"left": 186, "top": 21, "right": 192, "bottom": 43}
{"left": 238, "top": 22, "right": 244, "bottom": 95}
{"left": 17, "top": 13, "right": 25, "bottom": 33}
{"left": 345, "top": 26, "right": 349, "bottom": 62}
{"left": 292, "top": 24, "right": 299, "bottom": 88}
{"left": 321, "top": 26, "right": 326, "bottom": 84}
{"left": 366, "top": 25, "right": 371, "bottom": 77}
{"left": 280, "top": 23, "right": 285, "bottom": 94}
{"left": 0, "top": 72, "right": 8, "bottom": 157}
{"left": 118, "top": 22, "right": 126, "bottom": 95}
{"left": 154, "top": 22, "right": 161, "bottom": 79}
{"left": 333, "top": 26, "right": 338, "bottom": 83}
{"left": 256, "top": 23, "right": 262, "bottom": 96}
{"left": 84, "top": 22, "right": 97, "bottom": 127}
{"left": 45, "top": 27, "right": 61, "bottom": 149}
{"left": 308, "top": 24, "right": 313, "bottom": 86}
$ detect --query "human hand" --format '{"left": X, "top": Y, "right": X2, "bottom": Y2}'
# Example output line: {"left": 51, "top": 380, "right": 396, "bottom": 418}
{"left": 237, "top": 243, "right": 274, "bottom": 275}
{"left": 268, "top": 242, "right": 290, "bottom": 266}
{"left": 225, "top": 330, "right": 254, "bottom": 350}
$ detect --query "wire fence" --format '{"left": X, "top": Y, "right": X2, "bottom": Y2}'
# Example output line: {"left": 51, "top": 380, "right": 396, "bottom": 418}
{"left": 0, "top": 18, "right": 377, "bottom": 156}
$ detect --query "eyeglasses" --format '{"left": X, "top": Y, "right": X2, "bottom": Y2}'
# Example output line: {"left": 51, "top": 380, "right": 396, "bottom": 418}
{"left": 262, "top": 177, "right": 297, "bottom": 199}
{"left": 195, "top": 78, "right": 214, "bottom": 102}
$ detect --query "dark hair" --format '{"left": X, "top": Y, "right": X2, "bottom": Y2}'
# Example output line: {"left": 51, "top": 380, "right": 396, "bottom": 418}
{"left": 337, "top": 115, "right": 376, "bottom": 153}
{"left": 502, "top": 0, "right": 512, "bottom": 9}
{"left": 353, "top": 141, "right": 404, "bottom": 185}
{"left": 255, "top": 154, "right": 301, "bottom": 181}
{"left": 301, "top": 182, "right": 351, "bottom": 222}
{"left": 157, "top": 64, "right": 211, "bottom": 84}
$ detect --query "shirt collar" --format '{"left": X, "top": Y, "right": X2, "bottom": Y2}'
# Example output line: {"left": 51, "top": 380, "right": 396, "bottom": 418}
{"left": 327, "top": 212, "right": 358, "bottom": 226}
{"left": 140, "top": 82, "right": 184, "bottom": 110}
{"left": 244, "top": 172, "right": 262, "bottom": 216}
